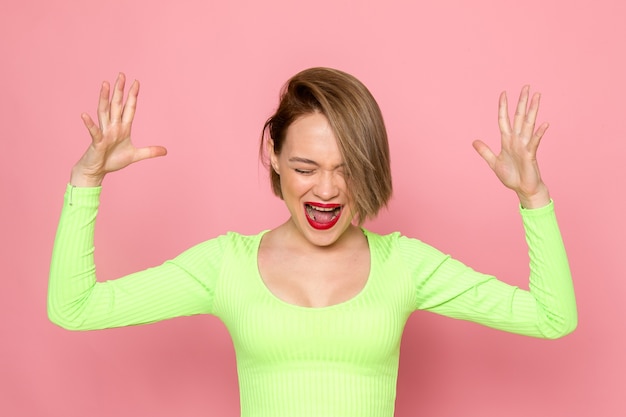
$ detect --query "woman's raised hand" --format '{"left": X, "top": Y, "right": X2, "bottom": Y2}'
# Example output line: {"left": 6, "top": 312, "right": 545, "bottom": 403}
{"left": 70, "top": 73, "right": 167, "bottom": 187}
{"left": 472, "top": 86, "right": 551, "bottom": 209}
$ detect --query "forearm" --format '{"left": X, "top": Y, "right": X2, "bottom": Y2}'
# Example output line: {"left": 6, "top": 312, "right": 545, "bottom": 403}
{"left": 48, "top": 184, "right": 102, "bottom": 329}
{"left": 521, "top": 200, "right": 577, "bottom": 338}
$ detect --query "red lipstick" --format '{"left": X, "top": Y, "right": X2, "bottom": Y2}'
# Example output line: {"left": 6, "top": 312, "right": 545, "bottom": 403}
{"left": 304, "top": 202, "right": 342, "bottom": 230}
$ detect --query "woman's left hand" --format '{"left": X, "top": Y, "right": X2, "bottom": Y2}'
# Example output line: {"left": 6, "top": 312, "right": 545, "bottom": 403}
{"left": 472, "top": 86, "right": 551, "bottom": 209}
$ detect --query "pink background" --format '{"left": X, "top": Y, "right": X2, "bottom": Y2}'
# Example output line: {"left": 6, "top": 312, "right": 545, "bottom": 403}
{"left": 2, "top": 0, "right": 624, "bottom": 416}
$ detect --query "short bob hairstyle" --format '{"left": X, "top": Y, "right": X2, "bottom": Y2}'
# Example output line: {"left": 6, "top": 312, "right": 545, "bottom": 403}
{"left": 260, "top": 67, "right": 392, "bottom": 224}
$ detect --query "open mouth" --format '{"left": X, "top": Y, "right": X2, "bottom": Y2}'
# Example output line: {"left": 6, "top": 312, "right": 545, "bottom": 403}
{"left": 304, "top": 202, "right": 342, "bottom": 230}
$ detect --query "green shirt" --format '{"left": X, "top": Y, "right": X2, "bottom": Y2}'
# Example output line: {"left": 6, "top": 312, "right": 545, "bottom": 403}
{"left": 49, "top": 185, "right": 577, "bottom": 417}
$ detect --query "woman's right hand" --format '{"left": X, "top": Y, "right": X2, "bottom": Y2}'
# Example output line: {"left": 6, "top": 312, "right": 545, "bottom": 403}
{"left": 70, "top": 73, "right": 167, "bottom": 187}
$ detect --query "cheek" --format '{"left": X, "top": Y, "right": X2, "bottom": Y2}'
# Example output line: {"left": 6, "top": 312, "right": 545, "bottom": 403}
{"left": 280, "top": 174, "right": 308, "bottom": 198}
{"left": 339, "top": 177, "right": 352, "bottom": 199}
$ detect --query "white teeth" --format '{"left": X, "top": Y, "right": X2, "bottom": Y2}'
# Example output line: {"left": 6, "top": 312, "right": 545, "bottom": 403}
{"left": 306, "top": 204, "right": 340, "bottom": 212}
{"left": 305, "top": 204, "right": 340, "bottom": 221}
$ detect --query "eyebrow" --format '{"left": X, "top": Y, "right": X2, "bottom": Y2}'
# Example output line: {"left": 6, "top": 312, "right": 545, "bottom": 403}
{"left": 288, "top": 157, "right": 345, "bottom": 169}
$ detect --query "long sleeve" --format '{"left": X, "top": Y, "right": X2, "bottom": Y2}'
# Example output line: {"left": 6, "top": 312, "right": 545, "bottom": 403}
{"left": 48, "top": 185, "right": 224, "bottom": 330}
{"left": 399, "top": 201, "right": 577, "bottom": 339}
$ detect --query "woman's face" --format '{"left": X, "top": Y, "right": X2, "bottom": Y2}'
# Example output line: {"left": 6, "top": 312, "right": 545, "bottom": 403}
{"left": 270, "top": 112, "right": 356, "bottom": 248}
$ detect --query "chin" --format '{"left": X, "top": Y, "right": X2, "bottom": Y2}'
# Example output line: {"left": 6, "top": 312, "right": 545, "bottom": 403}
{"left": 301, "top": 218, "right": 355, "bottom": 248}
{"left": 297, "top": 203, "right": 350, "bottom": 245}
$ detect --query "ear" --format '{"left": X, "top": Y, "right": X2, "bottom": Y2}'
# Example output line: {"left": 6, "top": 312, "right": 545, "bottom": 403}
{"left": 268, "top": 139, "right": 280, "bottom": 174}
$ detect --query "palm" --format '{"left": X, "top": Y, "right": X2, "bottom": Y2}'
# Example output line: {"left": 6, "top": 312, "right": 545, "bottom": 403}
{"left": 83, "top": 121, "right": 135, "bottom": 172}
{"left": 74, "top": 73, "right": 167, "bottom": 185}
{"left": 473, "top": 86, "right": 550, "bottom": 208}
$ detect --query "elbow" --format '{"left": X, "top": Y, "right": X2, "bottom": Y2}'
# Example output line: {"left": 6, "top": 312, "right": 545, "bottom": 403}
{"left": 543, "top": 312, "right": 578, "bottom": 339}
{"left": 47, "top": 305, "right": 71, "bottom": 330}
{"left": 546, "top": 322, "right": 577, "bottom": 339}
{"left": 558, "top": 315, "right": 578, "bottom": 338}
{"left": 48, "top": 315, "right": 84, "bottom": 332}
{"left": 47, "top": 299, "right": 84, "bottom": 331}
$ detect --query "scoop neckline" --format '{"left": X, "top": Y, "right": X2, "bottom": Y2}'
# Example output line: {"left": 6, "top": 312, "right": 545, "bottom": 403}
{"left": 253, "top": 228, "right": 374, "bottom": 311}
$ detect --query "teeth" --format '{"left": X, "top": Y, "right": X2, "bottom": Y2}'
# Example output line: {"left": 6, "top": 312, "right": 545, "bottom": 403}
{"left": 306, "top": 204, "right": 340, "bottom": 212}
{"left": 305, "top": 204, "right": 340, "bottom": 221}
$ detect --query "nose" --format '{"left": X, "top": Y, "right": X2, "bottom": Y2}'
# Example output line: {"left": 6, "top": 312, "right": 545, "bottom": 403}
{"left": 313, "top": 171, "right": 339, "bottom": 201}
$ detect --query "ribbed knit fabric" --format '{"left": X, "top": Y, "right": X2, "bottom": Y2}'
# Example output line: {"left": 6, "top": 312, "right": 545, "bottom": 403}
{"left": 48, "top": 185, "right": 577, "bottom": 417}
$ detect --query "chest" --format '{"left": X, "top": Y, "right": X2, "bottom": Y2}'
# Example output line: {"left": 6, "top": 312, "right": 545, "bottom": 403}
{"left": 257, "top": 244, "right": 371, "bottom": 308}
{"left": 230, "top": 299, "right": 408, "bottom": 371}
{"left": 212, "top": 238, "right": 416, "bottom": 370}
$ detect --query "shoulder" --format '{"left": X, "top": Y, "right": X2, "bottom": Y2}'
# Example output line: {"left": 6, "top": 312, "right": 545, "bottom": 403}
{"left": 171, "top": 230, "right": 267, "bottom": 265}
{"left": 362, "top": 228, "right": 435, "bottom": 252}
{"left": 222, "top": 230, "right": 268, "bottom": 253}
{"left": 362, "top": 228, "right": 449, "bottom": 266}
{"left": 362, "top": 229, "right": 400, "bottom": 255}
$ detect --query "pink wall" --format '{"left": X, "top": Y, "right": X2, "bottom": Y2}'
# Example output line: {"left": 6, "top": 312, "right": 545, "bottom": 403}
{"left": 2, "top": 0, "right": 624, "bottom": 415}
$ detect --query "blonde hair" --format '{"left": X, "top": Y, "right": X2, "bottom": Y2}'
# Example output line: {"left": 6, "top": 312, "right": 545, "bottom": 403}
{"left": 260, "top": 67, "right": 392, "bottom": 224}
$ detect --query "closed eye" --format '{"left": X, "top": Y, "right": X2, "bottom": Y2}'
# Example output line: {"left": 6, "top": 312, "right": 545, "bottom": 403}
{"left": 295, "top": 169, "right": 313, "bottom": 175}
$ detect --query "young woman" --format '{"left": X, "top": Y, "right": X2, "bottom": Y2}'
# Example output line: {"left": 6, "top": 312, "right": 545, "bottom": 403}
{"left": 48, "top": 68, "right": 577, "bottom": 417}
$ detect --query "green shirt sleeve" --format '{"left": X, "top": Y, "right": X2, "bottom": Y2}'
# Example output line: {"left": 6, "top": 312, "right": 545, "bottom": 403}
{"left": 398, "top": 201, "right": 577, "bottom": 339}
{"left": 48, "top": 185, "right": 224, "bottom": 330}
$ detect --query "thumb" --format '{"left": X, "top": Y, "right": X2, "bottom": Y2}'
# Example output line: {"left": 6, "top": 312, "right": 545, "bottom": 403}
{"left": 134, "top": 146, "right": 168, "bottom": 163}
{"left": 472, "top": 140, "right": 496, "bottom": 170}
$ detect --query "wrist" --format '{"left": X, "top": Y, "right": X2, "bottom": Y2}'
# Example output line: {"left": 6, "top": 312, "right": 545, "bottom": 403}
{"left": 517, "top": 184, "right": 550, "bottom": 209}
{"left": 70, "top": 165, "right": 104, "bottom": 187}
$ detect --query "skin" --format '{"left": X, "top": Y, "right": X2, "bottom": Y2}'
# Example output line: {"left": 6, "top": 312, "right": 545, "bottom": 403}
{"left": 267, "top": 112, "right": 361, "bottom": 250}
{"left": 259, "top": 113, "right": 370, "bottom": 307}
{"left": 71, "top": 73, "right": 551, "bottom": 307}
{"left": 472, "top": 86, "right": 551, "bottom": 209}
{"left": 70, "top": 73, "right": 167, "bottom": 187}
